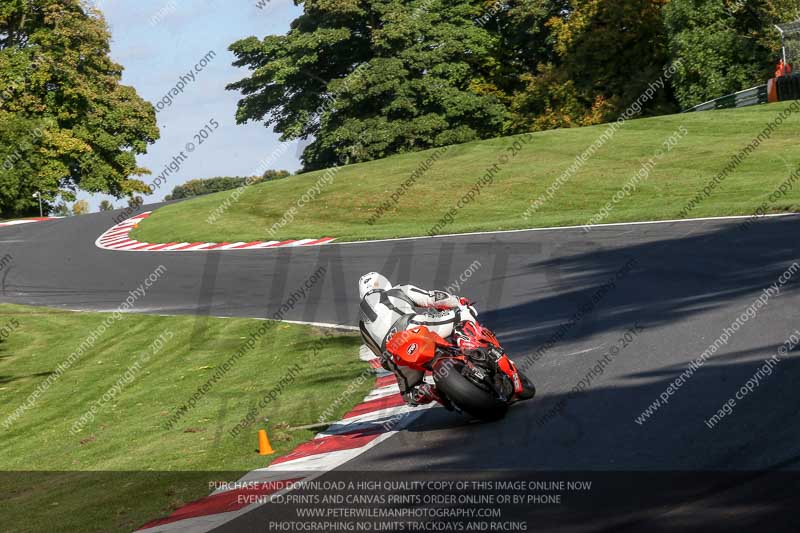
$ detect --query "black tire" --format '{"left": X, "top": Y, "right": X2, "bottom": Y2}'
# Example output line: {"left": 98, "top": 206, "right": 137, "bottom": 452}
{"left": 433, "top": 359, "right": 508, "bottom": 421}
{"left": 517, "top": 373, "right": 537, "bottom": 401}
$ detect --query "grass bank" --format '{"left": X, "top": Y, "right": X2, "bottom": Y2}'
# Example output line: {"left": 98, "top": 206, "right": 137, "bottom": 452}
{"left": 131, "top": 103, "right": 800, "bottom": 244}
{"left": 0, "top": 304, "right": 371, "bottom": 532}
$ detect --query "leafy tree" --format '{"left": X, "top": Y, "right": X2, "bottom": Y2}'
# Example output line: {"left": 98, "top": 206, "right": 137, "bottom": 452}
{"left": 128, "top": 196, "right": 143, "bottom": 209}
{"left": 227, "top": 0, "right": 795, "bottom": 162}
{"left": 0, "top": 112, "right": 54, "bottom": 215}
{"left": 262, "top": 169, "right": 291, "bottom": 181}
{"left": 72, "top": 199, "right": 89, "bottom": 215}
{"left": 164, "top": 172, "right": 289, "bottom": 200}
{"left": 505, "top": 0, "right": 675, "bottom": 131}
{"left": 227, "top": 0, "right": 679, "bottom": 162}
{"left": 480, "top": 0, "right": 572, "bottom": 133}
{"left": 664, "top": 0, "right": 796, "bottom": 108}
{"left": 228, "top": 0, "right": 507, "bottom": 170}
{"left": 98, "top": 200, "right": 114, "bottom": 211}
{"left": 52, "top": 203, "right": 70, "bottom": 217}
{"left": 0, "top": 0, "right": 159, "bottom": 218}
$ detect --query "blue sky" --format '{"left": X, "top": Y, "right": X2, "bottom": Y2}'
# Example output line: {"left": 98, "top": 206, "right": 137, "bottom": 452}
{"left": 79, "top": 0, "right": 303, "bottom": 210}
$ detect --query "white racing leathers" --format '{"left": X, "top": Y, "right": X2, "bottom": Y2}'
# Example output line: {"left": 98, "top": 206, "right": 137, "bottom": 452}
{"left": 358, "top": 285, "right": 476, "bottom": 398}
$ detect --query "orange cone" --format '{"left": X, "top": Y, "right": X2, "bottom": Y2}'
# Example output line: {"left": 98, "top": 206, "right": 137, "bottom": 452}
{"left": 258, "top": 429, "right": 274, "bottom": 455}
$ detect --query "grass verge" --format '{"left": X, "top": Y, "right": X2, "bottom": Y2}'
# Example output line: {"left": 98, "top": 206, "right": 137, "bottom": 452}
{"left": 0, "top": 304, "right": 372, "bottom": 532}
{"left": 131, "top": 103, "right": 800, "bottom": 244}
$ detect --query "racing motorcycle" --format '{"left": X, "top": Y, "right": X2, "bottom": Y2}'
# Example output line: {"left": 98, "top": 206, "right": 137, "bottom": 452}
{"left": 385, "top": 318, "right": 534, "bottom": 421}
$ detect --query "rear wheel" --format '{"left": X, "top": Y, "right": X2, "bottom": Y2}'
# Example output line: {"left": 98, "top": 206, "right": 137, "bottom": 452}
{"left": 433, "top": 359, "right": 508, "bottom": 421}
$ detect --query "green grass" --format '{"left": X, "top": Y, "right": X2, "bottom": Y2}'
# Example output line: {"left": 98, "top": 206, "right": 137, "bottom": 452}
{"left": 0, "top": 304, "right": 372, "bottom": 532}
{"left": 131, "top": 103, "right": 800, "bottom": 244}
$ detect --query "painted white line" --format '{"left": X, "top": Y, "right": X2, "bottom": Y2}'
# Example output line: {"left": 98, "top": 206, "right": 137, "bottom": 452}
{"left": 106, "top": 240, "right": 138, "bottom": 249}
{"left": 336, "top": 402, "right": 431, "bottom": 444}
{"left": 102, "top": 236, "right": 135, "bottom": 245}
{"left": 95, "top": 209, "right": 333, "bottom": 252}
{"left": 218, "top": 242, "right": 247, "bottom": 250}
{"left": 246, "top": 241, "right": 282, "bottom": 249}
{"left": 262, "top": 410, "right": 430, "bottom": 472}
{"left": 98, "top": 207, "right": 798, "bottom": 254}
{"left": 334, "top": 213, "right": 800, "bottom": 247}
{"left": 114, "top": 241, "right": 149, "bottom": 251}
{"left": 100, "top": 231, "right": 128, "bottom": 241}
{"left": 139, "top": 411, "right": 432, "bottom": 531}
{"left": 0, "top": 219, "right": 50, "bottom": 227}
{"left": 58, "top": 308, "right": 357, "bottom": 332}
{"left": 321, "top": 404, "right": 419, "bottom": 433}
{"left": 274, "top": 319, "right": 358, "bottom": 331}
{"left": 561, "top": 346, "right": 606, "bottom": 357}
{"left": 181, "top": 243, "right": 216, "bottom": 251}
{"left": 159, "top": 242, "right": 192, "bottom": 251}
{"left": 363, "top": 384, "right": 401, "bottom": 401}
{"left": 138, "top": 511, "right": 244, "bottom": 533}
{"left": 101, "top": 239, "right": 133, "bottom": 247}
{"left": 135, "top": 341, "right": 437, "bottom": 533}
{"left": 103, "top": 230, "right": 132, "bottom": 238}
{"left": 359, "top": 351, "right": 378, "bottom": 362}
{"left": 266, "top": 447, "right": 371, "bottom": 471}
{"left": 138, "top": 243, "right": 170, "bottom": 251}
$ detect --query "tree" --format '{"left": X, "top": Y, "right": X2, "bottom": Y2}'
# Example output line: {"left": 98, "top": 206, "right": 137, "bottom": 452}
{"left": 228, "top": 0, "right": 507, "bottom": 170}
{"left": 0, "top": 112, "right": 54, "bottom": 215}
{"left": 128, "top": 196, "right": 143, "bottom": 209}
{"left": 227, "top": 0, "right": 795, "bottom": 163}
{"left": 98, "top": 200, "right": 114, "bottom": 211}
{"left": 262, "top": 169, "right": 290, "bottom": 181}
{"left": 0, "top": 0, "right": 159, "bottom": 218}
{"left": 52, "top": 203, "right": 70, "bottom": 217}
{"left": 503, "top": 0, "right": 675, "bottom": 131}
{"left": 164, "top": 173, "right": 290, "bottom": 200}
{"left": 664, "top": 0, "right": 796, "bottom": 108}
{"left": 72, "top": 199, "right": 89, "bottom": 215}
{"left": 479, "top": 0, "right": 573, "bottom": 133}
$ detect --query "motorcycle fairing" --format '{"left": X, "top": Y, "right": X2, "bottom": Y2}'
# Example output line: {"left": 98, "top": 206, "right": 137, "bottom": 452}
{"left": 386, "top": 326, "right": 452, "bottom": 370}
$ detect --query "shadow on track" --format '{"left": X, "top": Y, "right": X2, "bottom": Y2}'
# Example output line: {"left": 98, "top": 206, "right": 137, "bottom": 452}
{"left": 482, "top": 216, "right": 800, "bottom": 353}
{"left": 364, "top": 217, "right": 800, "bottom": 471}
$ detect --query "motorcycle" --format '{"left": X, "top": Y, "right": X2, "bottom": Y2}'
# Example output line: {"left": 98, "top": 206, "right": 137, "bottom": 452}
{"left": 385, "top": 319, "right": 534, "bottom": 421}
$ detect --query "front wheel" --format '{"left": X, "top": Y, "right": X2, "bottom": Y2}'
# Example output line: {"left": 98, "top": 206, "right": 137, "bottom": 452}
{"left": 515, "top": 372, "right": 536, "bottom": 401}
{"left": 433, "top": 359, "right": 508, "bottom": 421}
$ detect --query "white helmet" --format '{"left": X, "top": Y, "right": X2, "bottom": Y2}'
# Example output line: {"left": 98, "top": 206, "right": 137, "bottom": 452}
{"left": 359, "top": 272, "right": 392, "bottom": 299}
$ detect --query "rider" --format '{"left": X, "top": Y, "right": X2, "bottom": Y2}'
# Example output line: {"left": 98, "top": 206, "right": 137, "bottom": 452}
{"left": 357, "top": 272, "right": 534, "bottom": 407}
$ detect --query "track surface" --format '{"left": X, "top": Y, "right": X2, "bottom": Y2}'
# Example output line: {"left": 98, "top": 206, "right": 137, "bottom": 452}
{"left": 2, "top": 206, "right": 799, "bottom": 531}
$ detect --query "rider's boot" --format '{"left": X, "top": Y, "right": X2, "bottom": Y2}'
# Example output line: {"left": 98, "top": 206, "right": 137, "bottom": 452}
{"left": 407, "top": 383, "right": 455, "bottom": 411}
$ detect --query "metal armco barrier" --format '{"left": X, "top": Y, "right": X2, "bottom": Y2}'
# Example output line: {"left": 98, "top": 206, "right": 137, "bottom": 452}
{"left": 684, "top": 85, "right": 769, "bottom": 113}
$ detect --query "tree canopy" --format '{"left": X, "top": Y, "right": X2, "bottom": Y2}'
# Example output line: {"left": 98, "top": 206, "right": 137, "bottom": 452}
{"left": 229, "top": 0, "right": 510, "bottom": 170}
{"left": 664, "top": 0, "right": 794, "bottom": 108}
{"left": 164, "top": 172, "right": 291, "bottom": 201}
{"left": 229, "top": 0, "right": 797, "bottom": 170}
{"left": 0, "top": 0, "right": 159, "bottom": 217}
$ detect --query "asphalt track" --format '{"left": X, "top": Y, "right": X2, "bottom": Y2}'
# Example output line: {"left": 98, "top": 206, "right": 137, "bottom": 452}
{"left": 2, "top": 205, "right": 800, "bottom": 531}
